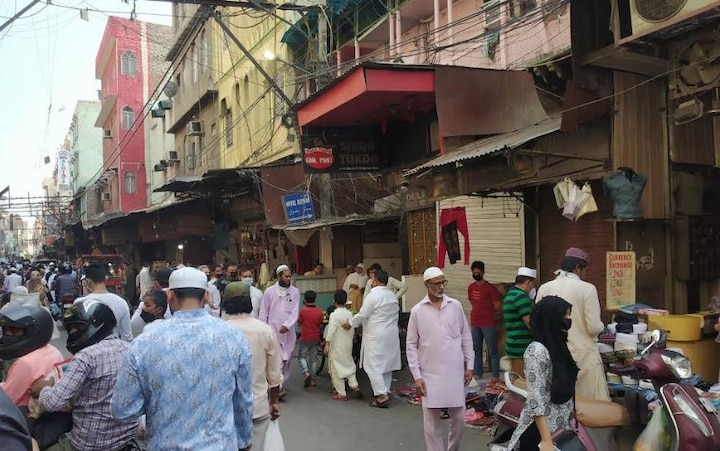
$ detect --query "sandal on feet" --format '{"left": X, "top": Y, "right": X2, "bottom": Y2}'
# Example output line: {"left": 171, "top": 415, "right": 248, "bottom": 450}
{"left": 309, "top": 378, "right": 317, "bottom": 387}
{"left": 303, "top": 374, "right": 312, "bottom": 388}
{"left": 369, "top": 396, "right": 390, "bottom": 408}
{"left": 332, "top": 394, "right": 348, "bottom": 401}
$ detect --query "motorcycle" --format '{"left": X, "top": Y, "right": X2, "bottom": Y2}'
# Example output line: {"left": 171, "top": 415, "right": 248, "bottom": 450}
{"left": 60, "top": 293, "right": 76, "bottom": 317}
{"left": 489, "top": 371, "right": 630, "bottom": 451}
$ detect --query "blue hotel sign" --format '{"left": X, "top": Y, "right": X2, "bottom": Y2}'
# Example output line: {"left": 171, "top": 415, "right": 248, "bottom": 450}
{"left": 282, "top": 192, "right": 316, "bottom": 224}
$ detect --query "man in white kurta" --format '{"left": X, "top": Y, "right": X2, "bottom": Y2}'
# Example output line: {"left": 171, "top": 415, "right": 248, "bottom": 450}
{"left": 259, "top": 264, "right": 300, "bottom": 397}
{"left": 407, "top": 267, "right": 474, "bottom": 451}
{"left": 347, "top": 270, "right": 400, "bottom": 406}
{"left": 535, "top": 247, "right": 609, "bottom": 401}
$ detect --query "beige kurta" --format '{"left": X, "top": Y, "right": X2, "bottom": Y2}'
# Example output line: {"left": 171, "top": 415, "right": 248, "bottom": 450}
{"left": 326, "top": 307, "right": 356, "bottom": 379}
{"left": 535, "top": 270, "right": 610, "bottom": 401}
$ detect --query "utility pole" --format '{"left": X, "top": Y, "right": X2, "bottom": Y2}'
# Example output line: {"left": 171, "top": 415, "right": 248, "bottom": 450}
{"left": 212, "top": 10, "right": 294, "bottom": 108}
{"left": 0, "top": 0, "right": 42, "bottom": 33}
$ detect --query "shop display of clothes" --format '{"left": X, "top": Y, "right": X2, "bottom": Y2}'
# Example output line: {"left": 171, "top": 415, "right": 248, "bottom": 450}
{"left": 437, "top": 207, "right": 470, "bottom": 268}
{"left": 552, "top": 177, "right": 598, "bottom": 221}
{"left": 603, "top": 167, "right": 647, "bottom": 219}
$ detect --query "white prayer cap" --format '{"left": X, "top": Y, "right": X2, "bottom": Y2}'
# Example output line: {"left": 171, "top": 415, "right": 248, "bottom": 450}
{"left": 355, "top": 263, "right": 364, "bottom": 269}
{"left": 276, "top": 264, "right": 290, "bottom": 275}
{"left": 517, "top": 267, "right": 537, "bottom": 278}
{"left": 423, "top": 267, "right": 444, "bottom": 281}
{"left": 168, "top": 267, "right": 208, "bottom": 290}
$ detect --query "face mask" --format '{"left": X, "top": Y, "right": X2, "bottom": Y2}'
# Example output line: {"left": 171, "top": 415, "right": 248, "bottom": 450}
{"left": 241, "top": 277, "right": 254, "bottom": 287}
{"left": 472, "top": 274, "right": 483, "bottom": 282}
{"left": 528, "top": 287, "right": 537, "bottom": 300}
{"left": 140, "top": 310, "right": 156, "bottom": 323}
{"left": 562, "top": 318, "right": 572, "bottom": 331}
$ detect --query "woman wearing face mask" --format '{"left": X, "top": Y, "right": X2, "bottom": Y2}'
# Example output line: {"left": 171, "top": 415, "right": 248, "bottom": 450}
{"left": 506, "top": 295, "right": 579, "bottom": 451}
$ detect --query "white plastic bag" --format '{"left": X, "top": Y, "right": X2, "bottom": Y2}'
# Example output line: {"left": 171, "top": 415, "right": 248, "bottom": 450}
{"left": 633, "top": 405, "right": 671, "bottom": 451}
{"left": 264, "top": 420, "right": 285, "bottom": 451}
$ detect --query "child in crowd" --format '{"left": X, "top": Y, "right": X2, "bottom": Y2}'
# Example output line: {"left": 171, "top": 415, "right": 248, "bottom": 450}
{"left": 324, "top": 290, "right": 361, "bottom": 401}
{"left": 298, "top": 290, "right": 324, "bottom": 388}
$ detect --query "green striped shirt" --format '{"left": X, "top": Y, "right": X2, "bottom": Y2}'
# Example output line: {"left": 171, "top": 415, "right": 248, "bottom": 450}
{"left": 503, "top": 286, "right": 533, "bottom": 359}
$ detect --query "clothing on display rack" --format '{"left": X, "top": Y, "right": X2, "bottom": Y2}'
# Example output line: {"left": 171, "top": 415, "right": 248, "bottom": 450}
{"left": 437, "top": 207, "right": 470, "bottom": 268}
{"left": 553, "top": 177, "right": 598, "bottom": 221}
{"left": 603, "top": 167, "right": 647, "bottom": 219}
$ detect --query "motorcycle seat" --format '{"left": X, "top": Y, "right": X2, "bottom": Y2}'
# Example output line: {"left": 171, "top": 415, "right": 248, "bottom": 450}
{"left": 505, "top": 374, "right": 630, "bottom": 428}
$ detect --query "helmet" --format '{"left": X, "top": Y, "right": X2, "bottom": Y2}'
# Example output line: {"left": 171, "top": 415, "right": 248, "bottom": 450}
{"left": 63, "top": 300, "right": 116, "bottom": 354}
{"left": 0, "top": 304, "right": 54, "bottom": 360}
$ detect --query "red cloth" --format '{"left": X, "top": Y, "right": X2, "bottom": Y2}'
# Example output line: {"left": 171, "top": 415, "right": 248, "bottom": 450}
{"left": 468, "top": 281, "right": 501, "bottom": 328}
{"left": 437, "top": 207, "right": 470, "bottom": 268}
{"left": 298, "top": 305, "right": 324, "bottom": 342}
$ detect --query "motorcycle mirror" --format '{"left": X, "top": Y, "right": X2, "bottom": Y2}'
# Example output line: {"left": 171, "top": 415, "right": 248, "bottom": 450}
{"left": 640, "top": 329, "right": 666, "bottom": 356}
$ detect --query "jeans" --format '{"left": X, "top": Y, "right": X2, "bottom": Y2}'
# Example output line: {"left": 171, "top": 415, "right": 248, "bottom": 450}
{"left": 471, "top": 326, "right": 499, "bottom": 378}
{"left": 297, "top": 341, "right": 320, "bottom": 375}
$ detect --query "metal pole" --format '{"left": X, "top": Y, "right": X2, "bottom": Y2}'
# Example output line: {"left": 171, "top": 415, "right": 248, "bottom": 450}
{"left": 0, "top": 0, "right": 41, "bottom": 34}
{"left": 212, "top": 11, "right": 294, "bottom": 108}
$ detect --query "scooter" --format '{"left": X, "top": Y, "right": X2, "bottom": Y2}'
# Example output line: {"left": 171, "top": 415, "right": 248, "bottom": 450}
{"left": 489, "top": 372, "right": 631, "bottom": 450}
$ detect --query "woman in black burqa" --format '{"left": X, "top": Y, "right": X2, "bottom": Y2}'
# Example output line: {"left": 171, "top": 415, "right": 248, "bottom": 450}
{"left": 508, "top": 295, "right": 580, "bottom": 451}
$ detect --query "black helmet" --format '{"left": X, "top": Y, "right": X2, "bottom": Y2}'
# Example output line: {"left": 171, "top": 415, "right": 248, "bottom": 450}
{"left": 0, "top": 304, "right": 54, "bottom": 360}
{"left": 63, "top": 300, "right": 116, "bottom": 354}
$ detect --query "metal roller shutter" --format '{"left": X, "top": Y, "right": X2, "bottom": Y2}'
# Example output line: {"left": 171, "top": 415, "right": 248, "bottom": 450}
{"left": 537, "top": 181, "right": 614, "bottom": 312}
{"left": 438, "top": 195, "right": 525, "bottom": 314}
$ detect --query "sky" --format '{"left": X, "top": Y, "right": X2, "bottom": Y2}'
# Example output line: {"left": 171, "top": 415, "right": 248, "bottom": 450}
{"left": 0, "top": 0, "right": 172, "bottom": 204}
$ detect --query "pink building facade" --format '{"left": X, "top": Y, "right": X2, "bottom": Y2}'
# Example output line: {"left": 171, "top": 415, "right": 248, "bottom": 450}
{"left": 94, "top": 17, "right": 170, "bottom": 215}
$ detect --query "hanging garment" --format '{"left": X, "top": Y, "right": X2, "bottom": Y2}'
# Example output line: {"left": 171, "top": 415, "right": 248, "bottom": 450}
{"left": 442, "top": 220, "right": 462, "bottom": 264}
{"left": 562, "top": 183, "right": 591, "bottom": 220}
{"left": 437, "top": 207, "right": 470, "bottom": 268}
{"left": 553, "top": 177, "right": 573, "bottom": 208}
{"left": 603, "top": 168, "right": 647, "bottom": 219}
{"left": 575, "top": 183, "right": 599, "bottom": 221}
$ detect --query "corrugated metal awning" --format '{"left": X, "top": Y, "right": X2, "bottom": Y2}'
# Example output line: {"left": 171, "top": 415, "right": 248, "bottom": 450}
{"left": 270, "top": 212, "right": 399, "bottom": 231}
{"left": 406, "top": 117, "right": 562, "bottom": 175}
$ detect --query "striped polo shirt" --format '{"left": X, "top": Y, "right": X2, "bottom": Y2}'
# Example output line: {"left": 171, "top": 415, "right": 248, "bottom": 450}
{"left": 502, "top": 286, "right": 533, "bottom": 359}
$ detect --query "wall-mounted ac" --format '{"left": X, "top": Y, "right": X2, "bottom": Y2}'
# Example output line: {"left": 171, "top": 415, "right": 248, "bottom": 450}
{"left": 187, "top": 121, "right": 203, "bottom": 136}
{"left": 168, "top": 150, "right": 181, "bottom": 162}
{"left": 628, "top": 0, "right": 720, "bottom": 41}
{"left": 103, "top": 129, "right": 112, "bottom": 139}
{"left": 101, "top": 192, "right": 111, "bottom": 201}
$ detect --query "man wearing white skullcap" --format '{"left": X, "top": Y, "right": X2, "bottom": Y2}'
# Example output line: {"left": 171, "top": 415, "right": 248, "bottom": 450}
{"left": 502, "top": 267, "right": 537, "bottom": 377}
{"left": 259, "top": 264, "right": 300, "bottom": 399}
{"left": 406, "top": 267, "right": 474, "bottom": 451}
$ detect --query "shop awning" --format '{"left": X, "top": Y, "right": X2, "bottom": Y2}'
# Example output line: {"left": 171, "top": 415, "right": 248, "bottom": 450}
{"left": 295, "top": 63, "right": 436, "bottom": 128}
{"left": 406, "top": 117, "right": 563, "bottom": 175}
{"left": 154, "top": 169, "right": 258, "bottom": 196}
{"left": 272, "top": 212, "right": 400, "bottom": 246}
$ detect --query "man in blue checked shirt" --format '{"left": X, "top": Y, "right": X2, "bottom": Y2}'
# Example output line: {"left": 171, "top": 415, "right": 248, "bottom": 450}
{"left": 111, "top": 267, "right": 254, "bottom": 451}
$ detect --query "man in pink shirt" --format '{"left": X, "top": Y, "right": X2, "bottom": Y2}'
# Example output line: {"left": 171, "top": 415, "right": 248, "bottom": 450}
{"left": 406, "top": 267, "right": 474, "bottom": 451}
{"left": 0, "top": 304, "right": 63, "bottom": 407}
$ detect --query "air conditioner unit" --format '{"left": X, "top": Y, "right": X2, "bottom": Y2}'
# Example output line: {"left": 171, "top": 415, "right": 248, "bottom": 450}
{"left": 187, "top": 121, "right": 203, "bottom": 136}
{"left": 628, "top": 0, "right": 720, "bottom": 41}
{"left": 101, "top": 192, "right": 111, "bottom": 201}
{"left": 673, "top": 98, "right": 704, "bottom": 125}
{"left": 103, "top": 129, "right": 112, "bottom": 139}
{"left": 168, "top": 150, "right": 181, "bottom": 162}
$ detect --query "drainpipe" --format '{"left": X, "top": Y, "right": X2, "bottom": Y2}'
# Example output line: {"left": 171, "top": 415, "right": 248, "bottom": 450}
{"left": 447, "top": 0, "right": 453, "bottom": 47}
{"left": 434, "top": 0, "right": 440, "bottom": 46}
{"left": 354, "top": 39, "right": 360, "bottom": 62}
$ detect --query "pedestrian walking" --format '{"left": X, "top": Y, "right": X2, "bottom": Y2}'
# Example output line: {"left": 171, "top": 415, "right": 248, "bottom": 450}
{"left": 137, "top": 262, "right": 152, "bottom": 299}
{"left": 502, "top": 267, "right": 537, "bottom": 377}
{"left": 406, "top": 267, "right": 474, "bottom": 451}
{"left": 467, "top": 261, "right": 501, "bottom": 382}
{"left": 346, "top": 270, "right": 400, "bottom": 408}
{"left": 239, "top": 266, "right": 263, "bottom": 318}
{"left": 111, "top": 267, "right": 254, "bottom": 451}
{"left": 259, "top": 264, "right": 300, "bottom": 399}
{"left": 535, "top": 247, "right": 609, "bottom": 401}
{"left": 224, "top": 282, "right": 282, "bottom": 451}
{"left": 324, "top": 290, "right": 361, "bottom": 401}
{"left": 74, "top": 264, "right": 133, "bottom": 342}
{"left": 297, "top": 290, "right": 323, "bottom": 388}
{"left": 506, "top": 296, "right": 578, "bottom": 451}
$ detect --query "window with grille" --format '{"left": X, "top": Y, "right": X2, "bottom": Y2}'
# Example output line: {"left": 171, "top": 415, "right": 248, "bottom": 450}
{"left": 192, "top": 44, "right": 198, "bottom": 83}
{"left": 186, "top": 140, "right": 196, "bottom": 170}
{"left": 509, "top": 0, "right": 537, "bottom": 18}
{"left": 121, "top": 106, "right": 134, "bottom": 130}
{"left": 225, "top": 108, "right": 234, "bottom": 147}
{"left": 120, "top": 51, "right": 137, "bottom": 76}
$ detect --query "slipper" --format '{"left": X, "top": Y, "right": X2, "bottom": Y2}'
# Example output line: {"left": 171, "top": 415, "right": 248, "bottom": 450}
{"left": 309, "top": 378, "right": 317, "bottom": 387}
{"left": 304, "top": 375, "right": 312, "bottom": 388}
{"left": 369, "top": 396, "right": 390, "bottom": 408}
{"left": 279, "top": 388, "right": 288, "bottom": 400}
{"left": 332, "top": 394, "right": 348, "bottom": 401}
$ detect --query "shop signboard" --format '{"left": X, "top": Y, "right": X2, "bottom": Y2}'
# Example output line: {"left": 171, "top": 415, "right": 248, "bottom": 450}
{"left": 282, "top": 192, "right": 315, "bottom": 224}
{"left": 301, "top": 128, "right": 385, "bottom": 173}
{"left": 606, "top": 251, "right": 636, "bottom": 310}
